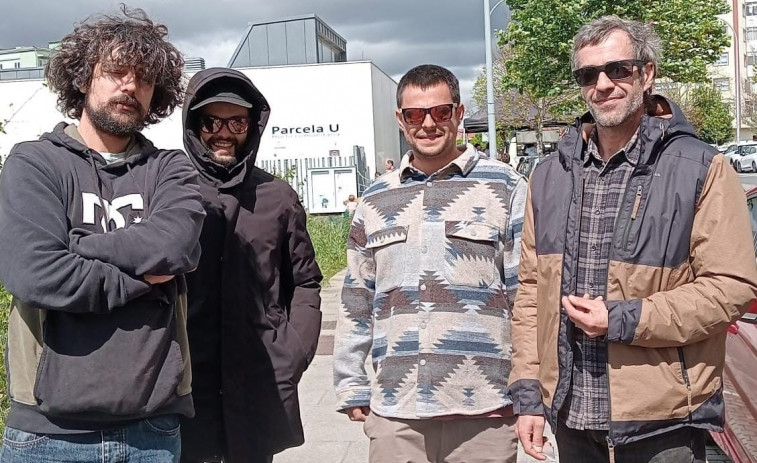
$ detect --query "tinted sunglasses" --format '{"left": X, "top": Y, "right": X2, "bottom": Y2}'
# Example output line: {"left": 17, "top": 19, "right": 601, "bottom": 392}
{"left": 573, "top": 59, "right": 646, "bottom": 87}
{"left": 401, "top": 103, "right": 457, "bottom": 125}
{"left": 199, "top": 115, "right": 250, "bottom": 134}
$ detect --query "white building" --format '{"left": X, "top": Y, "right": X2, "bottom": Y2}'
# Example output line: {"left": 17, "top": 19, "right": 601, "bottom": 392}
{"left": 0, "top": 60, "right": 400, "bottom": 213}
{"left": 0, "top": 16, "right": 402, "bottom": 213}
{"left": 707, "top": 0, "right": 757, "bottom": 141}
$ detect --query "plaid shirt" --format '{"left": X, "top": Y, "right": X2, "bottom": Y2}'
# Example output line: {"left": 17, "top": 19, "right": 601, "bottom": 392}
{"left": 560, "top": 128, "right": 640, "bottom": 430}
{"left": 333, "top": 145, "right": 527, "bottom": 419}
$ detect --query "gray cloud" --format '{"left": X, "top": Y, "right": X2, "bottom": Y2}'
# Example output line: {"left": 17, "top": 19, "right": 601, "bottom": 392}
{"left": 0, "top": 0, "right": 509, "bottom": 106}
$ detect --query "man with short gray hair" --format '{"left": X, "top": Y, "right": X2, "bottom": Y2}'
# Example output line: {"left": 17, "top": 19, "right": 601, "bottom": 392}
{"left": 509, "top": 16, "right": 757, "bottom": 463}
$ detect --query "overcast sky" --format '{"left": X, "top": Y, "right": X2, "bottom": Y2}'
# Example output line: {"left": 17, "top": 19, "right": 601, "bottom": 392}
{"left": 0, "top": 0, "right": 509, "bottom": 112}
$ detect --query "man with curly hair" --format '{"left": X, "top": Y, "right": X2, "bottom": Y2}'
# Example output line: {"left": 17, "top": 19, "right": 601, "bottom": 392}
{"left": 0, "top": 7, "right": 205, "bottom": 463}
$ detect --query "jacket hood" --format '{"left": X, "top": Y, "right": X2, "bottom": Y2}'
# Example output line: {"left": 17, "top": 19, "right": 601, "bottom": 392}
{"left": 183, "top": 67, "right": 271, "bottom": 188}
{"left": 557, "top": 94, "right": 697, "bottom": 169}
{"left": 40, "top": 122, "right": 160, "bottom": 168}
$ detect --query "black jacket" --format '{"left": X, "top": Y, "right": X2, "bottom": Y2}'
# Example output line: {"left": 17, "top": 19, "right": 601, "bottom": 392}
{"left": 0, "top": 123, "right": 204, "bottom": 433}
{"left": 180, "top": 68, "right": 323, "bottom": 461}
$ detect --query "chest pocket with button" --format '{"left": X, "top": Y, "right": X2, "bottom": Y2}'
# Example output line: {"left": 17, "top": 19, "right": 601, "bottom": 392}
{"left": 366, "top": 225, "right": 409, "bottom": 293}
{"left": 443, "top": 221, "right": 499, "bottom": 287}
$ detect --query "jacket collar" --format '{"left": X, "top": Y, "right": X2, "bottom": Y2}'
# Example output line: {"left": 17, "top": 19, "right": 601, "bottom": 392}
{"left": 399, "top": 144, "right": 479, "bottom": 182}
{"left": 558, "top": 95, "right": 695, "bottom": 171}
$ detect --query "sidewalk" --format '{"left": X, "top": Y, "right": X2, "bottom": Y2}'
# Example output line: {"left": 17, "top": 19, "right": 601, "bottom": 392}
{"left": 275, "top": 269, "right": 557, "bottom": 463}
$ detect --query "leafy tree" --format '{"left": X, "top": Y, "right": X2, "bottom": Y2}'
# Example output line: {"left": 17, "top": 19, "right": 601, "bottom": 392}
{"left": 688, "top": 84, "right": 734, "bottom": 145}
{"left": 498, "top": 0, "right": 730, "bottom": 152}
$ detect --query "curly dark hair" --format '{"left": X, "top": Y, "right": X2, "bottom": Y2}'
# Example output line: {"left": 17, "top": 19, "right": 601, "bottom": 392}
{"left": 45, "top": 5, "right": 184, "bottom": 125}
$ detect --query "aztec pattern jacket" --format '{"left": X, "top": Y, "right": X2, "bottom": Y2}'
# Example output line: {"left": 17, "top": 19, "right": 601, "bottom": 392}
{"left": 334, "top": 146, "right": 527, "bottom": 419}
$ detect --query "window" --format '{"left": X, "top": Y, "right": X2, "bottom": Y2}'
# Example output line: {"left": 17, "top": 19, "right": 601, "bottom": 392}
{"left": 714, "top": 78, "right": 731, "bottom": 93}
{"left": 747, "top": 27, "right": 757, "bottom": 42}
{"left": 747, "top": 54, "right": 757, "bottom": 66}
{"left": 715, "top": 53, "right": 729, "bottom": 66}
{"left": 747, "top": 3, "right": 757, "bottom": 16}
{"left": 13, "top": 62, "right": 20, "bottom": 69}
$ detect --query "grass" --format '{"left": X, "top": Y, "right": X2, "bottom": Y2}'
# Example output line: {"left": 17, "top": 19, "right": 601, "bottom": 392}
{"left": 307, "top": 214, "right": 351, "bottom": 284}
{"left": 0, "top": 214, "right": 350, "bottom": 432}
{"left": 0, "top": 285, "right": 10, "bottom": 432}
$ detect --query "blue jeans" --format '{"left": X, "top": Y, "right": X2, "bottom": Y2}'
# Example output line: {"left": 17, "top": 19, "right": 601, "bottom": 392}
{"left": 0, "top": 415, "right": 181, "bottom": 463}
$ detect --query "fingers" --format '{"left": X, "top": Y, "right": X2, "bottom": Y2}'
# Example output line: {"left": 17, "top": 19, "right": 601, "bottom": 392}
{"left": 144, "top": 274, "right": 175, "bottom": 285}
{"left": 562, "top": 296, "right": 588, "bottom": 325}
{"left": 347, "top": 406, "right": 370, "bottom": 422}
{"left": 518, "top": 416, "right": 548, "bottom": 461}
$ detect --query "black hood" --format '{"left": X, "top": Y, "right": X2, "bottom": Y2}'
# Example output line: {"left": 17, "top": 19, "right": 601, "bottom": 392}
{"left": 41, "top": 122, "right": 160, "bottom": 169}
{"left": 183, "top": 67, "right": 271, "bottom": 188}
{"left": 557, "top": 94, "right": 698, "bottom": 169}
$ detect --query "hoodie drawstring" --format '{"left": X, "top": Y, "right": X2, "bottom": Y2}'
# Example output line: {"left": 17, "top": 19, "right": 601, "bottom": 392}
{"left": 87, "top": 151, "right": 112, "bottom": 232}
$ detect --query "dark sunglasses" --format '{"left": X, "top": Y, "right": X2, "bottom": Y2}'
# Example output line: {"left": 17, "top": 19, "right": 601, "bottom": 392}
{"left": 573, "top": 59, "right": 647, "bottom": 87}
{"left": 199, "top": 115, "right": 250, "bottom": 134}
{"left": 401, "top": 103, "right": 457, "bottom": 125}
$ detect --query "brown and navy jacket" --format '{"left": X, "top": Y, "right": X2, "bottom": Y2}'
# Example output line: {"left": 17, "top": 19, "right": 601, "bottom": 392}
{"left": 509, "top": 96, "right": 757, "bottom": 446}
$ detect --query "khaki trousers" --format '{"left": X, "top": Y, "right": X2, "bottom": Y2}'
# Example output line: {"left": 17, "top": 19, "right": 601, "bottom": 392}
{"left": 363, "top": 413, "right": 518, "bottom": 463}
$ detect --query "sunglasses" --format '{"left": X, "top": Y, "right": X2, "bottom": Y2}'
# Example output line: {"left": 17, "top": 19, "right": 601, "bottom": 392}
{"left": 199, "top": 115, "right": 250, "bottom": 134}
{"left": 401, "top": 103, "right": 457, "bottom": 125}
{"left": 573, "top": 59, "right": 647, "bottom": 87}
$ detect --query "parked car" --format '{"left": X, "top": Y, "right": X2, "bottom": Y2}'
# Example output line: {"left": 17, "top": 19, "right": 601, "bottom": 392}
{"left": 735, "top": 144, "right": 757, "bottom": 172}
{"left": 724, "top": 141, "right": 757, "bottom": 172}
{"left": 516, "top": 155, "right": 548, "bottom": 178}
{"left": 710, "top": 186, "right": 757, "bottom": 463}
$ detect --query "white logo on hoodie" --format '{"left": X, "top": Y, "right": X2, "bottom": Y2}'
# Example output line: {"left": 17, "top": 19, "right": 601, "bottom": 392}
{"left": 82, "top": 193, "right": 144, "bottom": 231}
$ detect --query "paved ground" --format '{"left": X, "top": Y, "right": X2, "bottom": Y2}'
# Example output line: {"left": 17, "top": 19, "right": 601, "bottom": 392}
{"left": 275, "top": 267, "right": 734, "bottom": 463}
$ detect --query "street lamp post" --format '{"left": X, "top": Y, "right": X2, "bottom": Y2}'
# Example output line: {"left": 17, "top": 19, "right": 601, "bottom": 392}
{"left": 484, "top": 0, "right": 507, "bottom": 157}
{"left": 721, "top": 18, "right": 741, "bottom": 143}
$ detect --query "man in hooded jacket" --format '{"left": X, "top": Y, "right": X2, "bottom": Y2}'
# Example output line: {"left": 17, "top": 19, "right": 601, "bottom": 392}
{"left": 180, "top": 67, "right": 323, "bottom": 463}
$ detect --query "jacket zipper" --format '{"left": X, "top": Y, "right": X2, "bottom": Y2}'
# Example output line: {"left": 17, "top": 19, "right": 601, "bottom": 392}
{"left": 678, "top": 347, "right": 693, "bottom": 410}
{"left": 622, "top": 185, "right": 643, "bottom": 250}
{"left": 607, "top": 435, "right": 616, "bottom": 463}
{"left": 630, "top": 186, "right": 643, "bottom": 220}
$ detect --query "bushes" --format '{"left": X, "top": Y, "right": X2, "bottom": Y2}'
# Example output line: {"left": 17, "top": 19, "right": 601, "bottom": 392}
{"left": 307, "top": 214, "right": 351, "bottom": 284}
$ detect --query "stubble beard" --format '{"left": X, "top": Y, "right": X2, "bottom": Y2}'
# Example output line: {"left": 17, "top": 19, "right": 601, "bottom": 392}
{"left": 589, "top": 86, "right": 645, "bottom": 128}
{"left": 85, "top": 94, "right": 147, "bottom": 137}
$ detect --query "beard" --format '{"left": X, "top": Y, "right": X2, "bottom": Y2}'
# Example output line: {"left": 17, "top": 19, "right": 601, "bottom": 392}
{"left": 588, "top": 83, "right": 645, "bottom": 128}
{"left": 587, "top": 79, "right": 644, "bottom": 127}
{"left": 85, "top": 94, "right": 147, "bottom": 137}
{"left": 203, "top": 135, "right": 246, "bottom": 167}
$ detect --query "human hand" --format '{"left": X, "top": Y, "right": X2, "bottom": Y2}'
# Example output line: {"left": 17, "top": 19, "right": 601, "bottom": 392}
{"left": 144, "top": 274, "right": 175, "bottom": 285}
{"left": 562, "top": 293, "right": 608, "bottom": 338}
{"left": 346, "top": 406, "right": 370, "bottom": 422}
{"left": 515, "top": 414, "right": 549, "bottom": 460}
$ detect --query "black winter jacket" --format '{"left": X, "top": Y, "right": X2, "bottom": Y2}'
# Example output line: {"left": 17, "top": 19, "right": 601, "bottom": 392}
{"left": 180, "top": 68, "right": 323, "bottom": 461}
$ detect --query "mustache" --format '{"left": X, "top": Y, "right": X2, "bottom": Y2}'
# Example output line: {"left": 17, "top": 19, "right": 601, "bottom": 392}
{"left": 109, "top": 95, "right": 144, "bottom": 113}
{"left": 206, "top": 135, "right": 239, "bottom": 144}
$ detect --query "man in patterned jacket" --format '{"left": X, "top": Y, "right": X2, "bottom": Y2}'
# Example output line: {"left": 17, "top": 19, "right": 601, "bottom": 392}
{"left": 333, "top": 64, "right": 528, "bottom": 463}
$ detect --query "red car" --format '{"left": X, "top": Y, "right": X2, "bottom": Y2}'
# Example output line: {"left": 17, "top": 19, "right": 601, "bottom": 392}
{"left": 709, "top": 187, "right": 757, "bottom": 463}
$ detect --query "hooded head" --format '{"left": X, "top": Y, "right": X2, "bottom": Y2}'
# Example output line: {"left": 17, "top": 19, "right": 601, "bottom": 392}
{"left": 183, "top": 68, "right": 270, "bottom": 187}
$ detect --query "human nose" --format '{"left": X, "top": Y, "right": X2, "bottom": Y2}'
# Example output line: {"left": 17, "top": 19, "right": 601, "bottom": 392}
{"left": 216, "top": 121, "right": 233, "bottom": 136}
{"left": 119, "top": 71, "right": 137, "bottom": 94}
{"left": 594, "top": 70, "right": 615, "bottom": 92}
{"left": 420, "top": 110, "right": 436, "bottom": 130}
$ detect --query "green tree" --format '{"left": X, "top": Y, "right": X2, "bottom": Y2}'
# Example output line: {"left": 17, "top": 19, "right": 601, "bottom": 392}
{"left": 472, "top": 46, "right": 582, "bottom": 155}
{"left": 498, "top": 0, "right": 730, "bottom": 152}
{"left": 688, "top": 84, "right": 734, "bottom": 145}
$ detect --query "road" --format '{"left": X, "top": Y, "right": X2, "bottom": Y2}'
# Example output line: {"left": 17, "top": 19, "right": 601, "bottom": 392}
{"left": 739, "top": 172, "right": 757, "bottom": 190}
